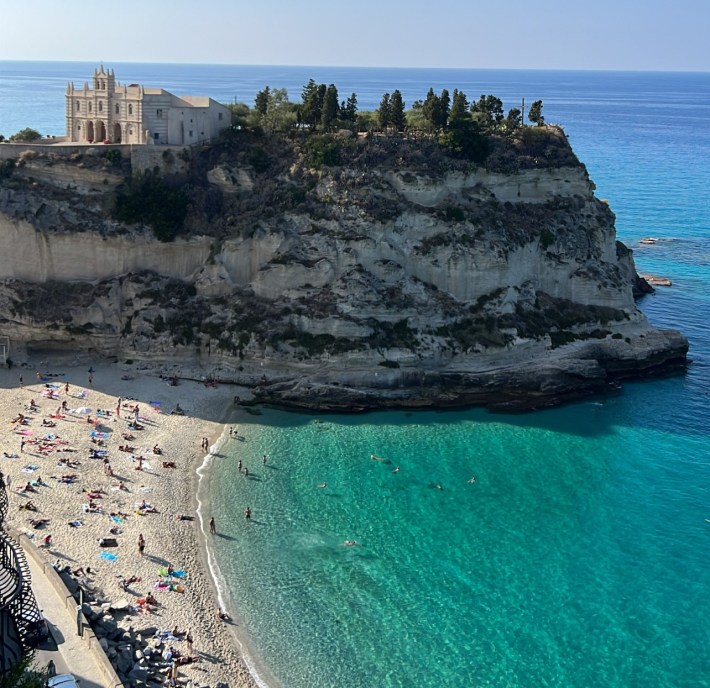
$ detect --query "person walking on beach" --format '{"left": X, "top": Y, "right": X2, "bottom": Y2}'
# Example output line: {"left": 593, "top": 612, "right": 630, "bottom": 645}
{"left": 19, "top": 375, "right": 23, "bottom": 388}
{"left": 186, "top": 628, "right": 194, "bottom": 653}
{"left": 116, "top": 397, "right": 122, "bottom": 417}
{"left": 209, "top": 517, "right": 216, "bottom": 535}
{"left": 138, "top": 533, "right": 145, "bottom": 557}
{"left": 65, "top": 381, "right": 69, "bottom": 395}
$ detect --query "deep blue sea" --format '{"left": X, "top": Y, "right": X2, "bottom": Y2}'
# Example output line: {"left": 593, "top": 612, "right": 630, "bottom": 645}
{"left": 2, "top": 63, "right": 709, "bottom": 688}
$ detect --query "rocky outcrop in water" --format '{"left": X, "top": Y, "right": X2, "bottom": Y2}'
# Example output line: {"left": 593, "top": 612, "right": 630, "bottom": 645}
{"left": 0, "top": 127, "right": 688, "bottom": 409}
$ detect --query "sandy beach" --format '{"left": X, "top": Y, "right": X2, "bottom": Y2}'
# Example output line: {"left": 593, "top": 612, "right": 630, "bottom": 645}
{"left": 0, "top": 356, "right": 258, "bottom": 687}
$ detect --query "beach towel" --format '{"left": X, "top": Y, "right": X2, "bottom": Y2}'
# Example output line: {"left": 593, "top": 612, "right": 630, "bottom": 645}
{"left": 22, "top": 465, "right": 40, "bottom": 473}
{"left": 76, "top": 390, "right": 88, "bottom": 399}
{"left": 68, "top": 520, "right": 84, "bottom": 528}
{"left": 90, "top": 431, "right": 108, "bottom": 439}
{"left": 158, "top": 567, "right": 188, "bottom": 579}
{"left": 74, "top": 406, "right": 91, "bottom": 414}
{"left": 111, "top": 516, "right": 126, "bottom": 523}
{"left": 100, "top": 551, "right": 117, "bottom": 561}
{"left": 149, "top": 401, "right": 162, "bottom": 411}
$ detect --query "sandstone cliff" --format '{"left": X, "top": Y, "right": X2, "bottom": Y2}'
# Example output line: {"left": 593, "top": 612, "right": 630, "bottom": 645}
{"left": 0, "top": 128, "right": 688, "bottom": 409}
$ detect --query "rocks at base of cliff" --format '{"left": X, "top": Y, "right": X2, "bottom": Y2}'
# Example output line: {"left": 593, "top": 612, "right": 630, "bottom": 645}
{"left": 251, "top": 328, "right": 688, "bottom": 412}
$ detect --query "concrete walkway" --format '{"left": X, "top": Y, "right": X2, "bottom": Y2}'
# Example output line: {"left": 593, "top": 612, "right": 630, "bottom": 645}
{"left": 26, "top": 552, "right": 112, "bottom": 687}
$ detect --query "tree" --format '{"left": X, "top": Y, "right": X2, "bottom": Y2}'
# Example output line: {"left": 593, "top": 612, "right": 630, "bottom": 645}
{"left": 254, "top": 86, "right": 270, "bottom": 116}
{"left": 300, "top": 79, "right": 325, "bottom": 129}
{"left": 505, "top": 107, "right": 522, "bottom": 132}
{"left": 261, "top": 88, "right": 297, "bottom": 133}
{"left": 390, "top": 90, "right": 406, "bottom": 131}
{"left": 470, "top": 95, "right": 504, "bottom": 132}
{"left": 8, "top": 127, "right": 41, "bottom": 142}
{"left": 528, "top": 100, "right": 545, "bottom": 126}
{"left": 321, "top": 84, "right": 340, "bottom": 130}
{"left": 378, "top": 93, "right": 391, "bottom": 130}
{"left": 422, "top": 88, "right": 441, "bottom": 131}
{"left": 439, "top": 89, "right": 450, "bottom": 129}
{"left": 450, "top": 89, "right": 470, "bottom": 125}
{"left": 343, "top": 93, "right": 358, "bottom": 123}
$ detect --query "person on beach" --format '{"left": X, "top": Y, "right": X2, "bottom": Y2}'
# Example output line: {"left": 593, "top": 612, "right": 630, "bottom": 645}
{"left": 65, "top": 381, "right": 69, "bottom": 394}
{"left": 20, "top": 439, "right": 25, "bottom": 453}
{"left": 138, "top": 533, "right": 146, "bottom": 557}
{"left": 186, "top": 628, "right": 194, "bottom": 653}
{"left": 209, "top": 517, "right": 216, "bottom": 534}
{"left": 19, "top": 375, "right": 23, "bottom": 388}
{"left": 116, "top": 397, "right": 122, "bottom": 417}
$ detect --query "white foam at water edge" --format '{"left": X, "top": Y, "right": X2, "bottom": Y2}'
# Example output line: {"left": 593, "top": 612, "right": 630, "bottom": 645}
{"left": 196, "top": 439, "right": 274, "bottom": 688}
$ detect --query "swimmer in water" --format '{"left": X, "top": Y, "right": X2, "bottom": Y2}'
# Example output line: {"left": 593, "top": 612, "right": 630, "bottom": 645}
{"left": 317, "top": 482, "right": 327, "bottom": 489}
{"left": 343, "top": 540, "right": 358, "bottom": 547}
{"left": 436, "top": 484, "right": 443, "bottom": 491}
{"left": 370, "top": 454, "right": 384, "bottom": 461}
{"left": 467, "top": 476, "right": 476, "bottom": 484}
{"left": 393, "top": 466, "right": 400, "bottom": 473}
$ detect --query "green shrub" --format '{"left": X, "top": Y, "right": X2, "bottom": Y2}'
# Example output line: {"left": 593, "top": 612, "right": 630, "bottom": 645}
{"left": 8, "top": 127, "right": 42, "bottom": 142}
{"left": 113, "top": 171, "right": 188, "bottom": 242}
{"left": 304, "top": 135, "right": 342, "bottom": 168}
{"left": 103, "top": 149, "right": 122, "bottom": 165}
{"left": 378, "top": 360, "right": 400, "bottom": 368}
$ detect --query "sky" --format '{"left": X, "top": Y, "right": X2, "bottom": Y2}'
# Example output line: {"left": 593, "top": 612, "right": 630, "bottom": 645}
{"left": 1, "top": 0, "right": 709, "bottom": 72}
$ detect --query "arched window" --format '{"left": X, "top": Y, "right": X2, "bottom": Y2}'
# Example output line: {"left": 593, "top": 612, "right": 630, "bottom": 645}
{"left": 128, "top": 104, "right": 133, "bottom": 115}
{"left": 76, "top": 101, "right": 80, "bottom": 111}
{"left": 88, "top": 102, "right": 92, "bottom": 113}
{"left": 98, "top": 101, "right": 103, "bottom": 112}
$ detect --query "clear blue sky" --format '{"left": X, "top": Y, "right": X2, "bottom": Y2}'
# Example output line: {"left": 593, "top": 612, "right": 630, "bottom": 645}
{"left": 2, "top": 0, "right": 709, "bottom": 71}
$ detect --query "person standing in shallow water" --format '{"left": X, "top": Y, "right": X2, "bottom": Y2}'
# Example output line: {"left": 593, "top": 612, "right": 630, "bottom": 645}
{"left": 244, "top": 506, "right": 251, "bottom": 520}
{"left": 209, "top": 517, "right": 216, "bottom": 534}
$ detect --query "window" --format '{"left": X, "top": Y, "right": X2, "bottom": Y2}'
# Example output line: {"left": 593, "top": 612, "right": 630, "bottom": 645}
{"left": 156, "top": 109, "right": 163, "bottom": 118}
{"left": 77, "top": 125, "right": 81, "bottom": 130}
{"left": 189, "top": 130, "right": 193, "bottom": 137}
{"left": 115, "top": 104, "right": 119, "bottom": 114}
{"left": 98, "top": 101, "right": 103, "bottom": 112}
{"left": 76, "top": 101, "right": 80, "bottom": 111}
{"left": 154, "top": 132, "right": 159, "bottom": 140}
{"left": 88, "top": 102, "right": 92, "bottom": 113}
{"left": 128, "top": 104, "right": 133, "bottom": 115}
{"left": 218, "top": 112, "right": 223, "bottom": 120}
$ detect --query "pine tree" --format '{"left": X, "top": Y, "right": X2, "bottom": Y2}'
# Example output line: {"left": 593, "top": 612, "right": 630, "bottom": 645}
{"left": 378, "top": 93, "right": 391, "bottom": 131}
{"left": 321, "top": 84, "right": 340, "bottom": 130}
{"left": 528, "top": 100, "right": 545, "bottom": 126}
{"left": 254, "top": 86, "right": 270, "bottom": 117}
{"left": 450, "top": 89, "right": 470, "bottom": 125}
{"left": 390, "top": 90, "right": 406, "bottom": 131}
{"left": 344, "top": 93, "right": 358, "bottom": 122}
{"left": 439, "top": 89, "right": 451, "bottom": 129}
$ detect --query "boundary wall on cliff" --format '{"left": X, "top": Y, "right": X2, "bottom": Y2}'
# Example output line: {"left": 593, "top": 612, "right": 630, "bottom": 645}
{"left": 0, "top": 142, "right": 192, "bottom": 175}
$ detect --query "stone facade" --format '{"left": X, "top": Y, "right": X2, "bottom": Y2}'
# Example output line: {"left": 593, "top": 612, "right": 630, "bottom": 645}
{"left": 65, "top": 65, "right": 230, "bottom": 145}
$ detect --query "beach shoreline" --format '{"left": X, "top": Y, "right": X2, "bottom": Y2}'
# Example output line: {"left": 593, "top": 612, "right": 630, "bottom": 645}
{"left": 0, "top": 357, "right": 261, "bottom": 687}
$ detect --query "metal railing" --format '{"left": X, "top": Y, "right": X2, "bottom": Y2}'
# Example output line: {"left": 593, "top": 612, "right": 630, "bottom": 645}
{"left": 0, "top": 475, "right": 44, "bottom": 673}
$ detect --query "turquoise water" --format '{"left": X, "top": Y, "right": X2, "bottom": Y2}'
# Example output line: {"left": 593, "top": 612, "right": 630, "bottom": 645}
{"left": 205, "top": 398, "right": 709, "bottom": 688}
{"left": 2, "top": 64, "right": 709, "bottom": 687}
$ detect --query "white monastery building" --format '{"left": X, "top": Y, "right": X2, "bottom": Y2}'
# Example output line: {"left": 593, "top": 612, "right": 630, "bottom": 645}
{"left": 66, "top": 65, "right": 231, "bottom": 145}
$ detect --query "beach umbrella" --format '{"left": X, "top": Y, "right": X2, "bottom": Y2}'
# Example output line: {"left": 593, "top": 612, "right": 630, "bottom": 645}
{"left": 74, "top": 407, "right": 92, "bottom": 414}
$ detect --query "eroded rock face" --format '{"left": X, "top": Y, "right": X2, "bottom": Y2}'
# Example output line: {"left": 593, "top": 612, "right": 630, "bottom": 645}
{"left": 0, "top": 129, "right": 688, "bottom": 409}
